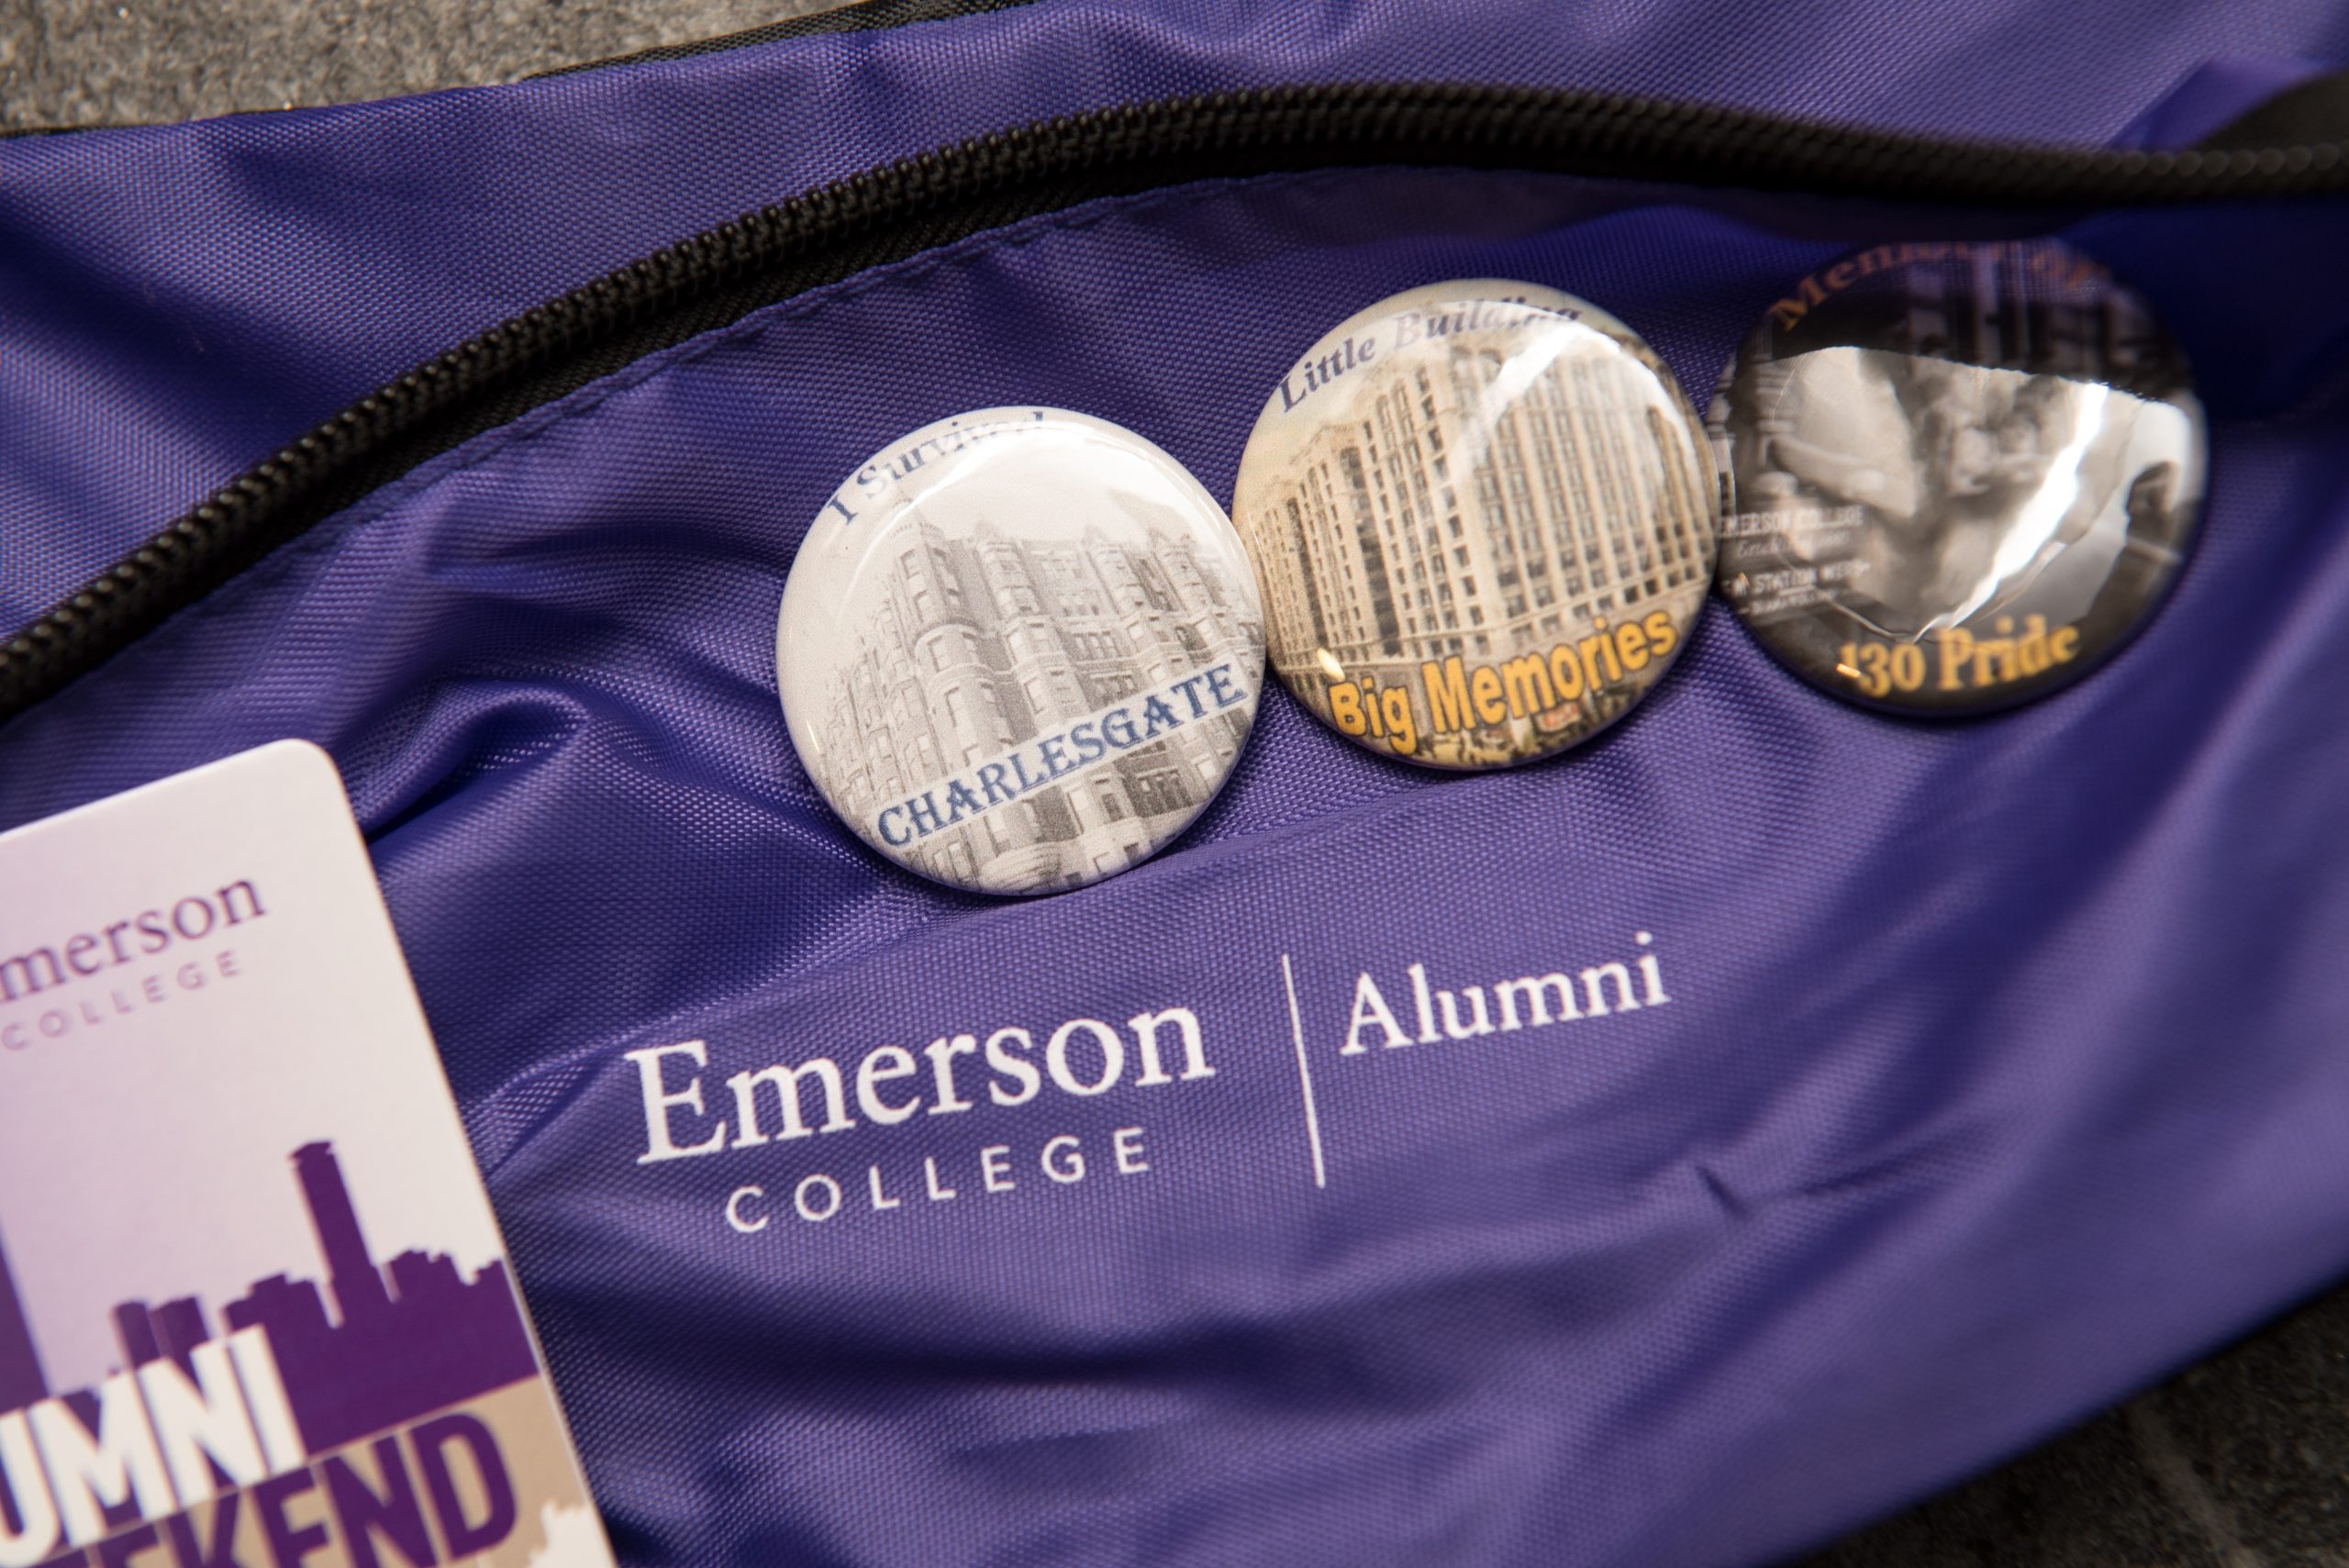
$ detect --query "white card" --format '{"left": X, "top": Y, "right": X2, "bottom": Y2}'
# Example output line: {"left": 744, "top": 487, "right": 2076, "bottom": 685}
{"left": 0, "top": 740, "right": 612, "bottom": 1568}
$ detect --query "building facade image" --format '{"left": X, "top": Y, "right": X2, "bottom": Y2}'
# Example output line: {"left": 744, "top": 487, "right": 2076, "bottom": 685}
{"left": 814, "top": 505, "right": 1262, "bottom": 894}
{"left": 1238, "top": 330, "right": 1713, "bottom": 765}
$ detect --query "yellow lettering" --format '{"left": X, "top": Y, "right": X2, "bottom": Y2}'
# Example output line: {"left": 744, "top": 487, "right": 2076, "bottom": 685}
{"left": 1937, "top": 629, "right": 1975, "bottom": 692}
{"left": 1470, "top": 664, "right": 1507, "bottom": 726}
{"left": 1549, "top": 641, "right": 1586, "bottom": 701}
{"left": 1593, "top": 622, "right": 1624, "bottom": 684}
{"left": 1329, "top": 682, "right": 1366, "bottom": 735}
{"left": 1642, "top": 609, "right": 1676, "bottom": 658}
{"left": 1767, "top": 273, "right": 1831, "bottom": 331}
{"left": 1499, "top": 654, "right": 1554, "bottom": 718}
{"left": 2015, "top": 613, "right": 2052, "bottom": 676}
{"left": 1380, "top": 685, "right": 1417, "bottom": 754}
{"left": 1614, "top": 619, "right": 1651, "bottom": 673}
{"left": 1889, "top": 642, "right": 1926, "bottom": 691}
{"left": 1972, "top": 639, "right": 2014, "bottom": 686}
{"left": 1855, "top": 641, "right": 1891, "bottom": 698}
{"left": 1423, "top": 658, "right": 1473, "bottom": 733}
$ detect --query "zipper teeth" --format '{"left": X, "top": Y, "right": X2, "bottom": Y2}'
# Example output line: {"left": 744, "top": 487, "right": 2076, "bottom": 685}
{"left": 6, "top": 80, "right": 2346, "bottom": 721}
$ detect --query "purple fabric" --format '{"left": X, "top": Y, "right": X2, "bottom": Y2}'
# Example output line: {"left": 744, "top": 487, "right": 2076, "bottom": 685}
{"left": 5, "top": 6, "right": 2349, "bottom": 1567}
{"left": 2111, "top": 54, "right": 2339, "bottom": 145}
{"left": 6, "top": 0, "right": 2349, "bottom": 628}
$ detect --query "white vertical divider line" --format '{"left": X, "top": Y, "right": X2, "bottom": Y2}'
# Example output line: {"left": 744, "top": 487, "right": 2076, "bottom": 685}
{"left": 1280, "top": 953, "right": 1328, "bottom": 1189}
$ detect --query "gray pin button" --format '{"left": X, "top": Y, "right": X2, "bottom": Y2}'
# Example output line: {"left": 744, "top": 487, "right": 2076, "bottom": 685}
{"left": 778, "top": 408, "right": 1266, "bottom": 895}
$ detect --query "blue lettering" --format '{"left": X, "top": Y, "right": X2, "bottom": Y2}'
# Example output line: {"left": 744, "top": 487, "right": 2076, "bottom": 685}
{"left": 943, "top": 780, "right": 983, "bottom": 825}
{"left": 1140, "top": 696, "right": 1180, "bottom": 740}
{"left": 877, "top": 806, "right": 912, "bottom": 846}
{"left": 1102, "top": 709, "right": 1139, "bottom": 749}
{"left": 1008, "top": 751, "right": 1044, "bottom": 794}
{"left": 1170, "top": 673, "right": 1210, "bottom": 717}
{"left": 1070, "top": 721, "right": 1107, "bottom": 762}
{"left": 1039, "top": 737, "right": 1073, "bottom": 777}
{"left": 976, "top": 762, "right": 1017, "bottom": 805}
{"left": 907, "top": 793, "right": 944, "bottom": 838}
{"left": 1205, "top": 663, "right": 1246, "bottom": 708}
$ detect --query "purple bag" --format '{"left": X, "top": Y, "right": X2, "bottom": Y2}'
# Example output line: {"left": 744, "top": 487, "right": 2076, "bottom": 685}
{"left": 5, "top": 2, "right": 2349, "bottom": 1562}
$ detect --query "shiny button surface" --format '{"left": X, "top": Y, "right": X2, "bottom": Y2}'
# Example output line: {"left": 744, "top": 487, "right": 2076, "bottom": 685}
{"left": 1230, "top": 281, "right": 1719, "bottom": 769}
{"left": 1711, "top": 238, "right": 2208, "bottom": 714}
{"left": 778, "top": 408, "right": 1265, "bottom": 895}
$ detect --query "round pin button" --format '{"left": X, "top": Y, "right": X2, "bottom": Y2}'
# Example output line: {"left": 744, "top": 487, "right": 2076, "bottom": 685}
{"left": 1712, "top": 238, "right": 2207, "bottom": 714}
{"left": 777, "top": 407, "right": 1266, "bottom": 895}
{"left": 1230, "top": 280, "right": 1719, "bottom": 769}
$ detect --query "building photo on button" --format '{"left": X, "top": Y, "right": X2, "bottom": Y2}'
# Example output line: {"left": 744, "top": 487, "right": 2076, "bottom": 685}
{"left": 6, "top": 2, "right": 2349, "bottom": 1566}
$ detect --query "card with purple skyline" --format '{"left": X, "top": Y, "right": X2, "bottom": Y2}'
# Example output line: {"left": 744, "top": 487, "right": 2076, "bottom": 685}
{"left": 0, "top": 740, "right": 612, "bottom": 1568}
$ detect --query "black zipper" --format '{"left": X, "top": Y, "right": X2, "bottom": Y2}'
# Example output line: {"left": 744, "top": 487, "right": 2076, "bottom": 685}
{"left": 6, "top": 78, "right": 2347, "bottom": 725}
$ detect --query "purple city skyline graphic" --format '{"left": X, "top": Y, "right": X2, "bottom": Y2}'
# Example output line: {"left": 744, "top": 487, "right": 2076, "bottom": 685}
{"left": 0, "top": 1140, "right": 538, "bottom": 1458}
{"left": 0, "top": 1240, "right": 40, "bottom": 1415}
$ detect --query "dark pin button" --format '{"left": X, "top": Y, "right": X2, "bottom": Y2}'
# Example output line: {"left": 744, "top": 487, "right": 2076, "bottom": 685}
{"left": 1712, "top": 238, "right": 2207, "bottom": 714}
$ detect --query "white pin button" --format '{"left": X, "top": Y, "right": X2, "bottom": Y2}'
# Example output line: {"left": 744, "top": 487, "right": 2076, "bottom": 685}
{"left": 1230, "top": 280, "right": 1719, "bottom": 768}
{"left": 778, "top": 408, "right": 1266, "bottom": 895}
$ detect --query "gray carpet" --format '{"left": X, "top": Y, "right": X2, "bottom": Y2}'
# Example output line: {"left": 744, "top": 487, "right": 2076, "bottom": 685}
{"left": 6, "top": 6, "right": 2348, "bottom": 1564}
{"left": 2, "top": 0, "right": 838, "bottom": 129}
